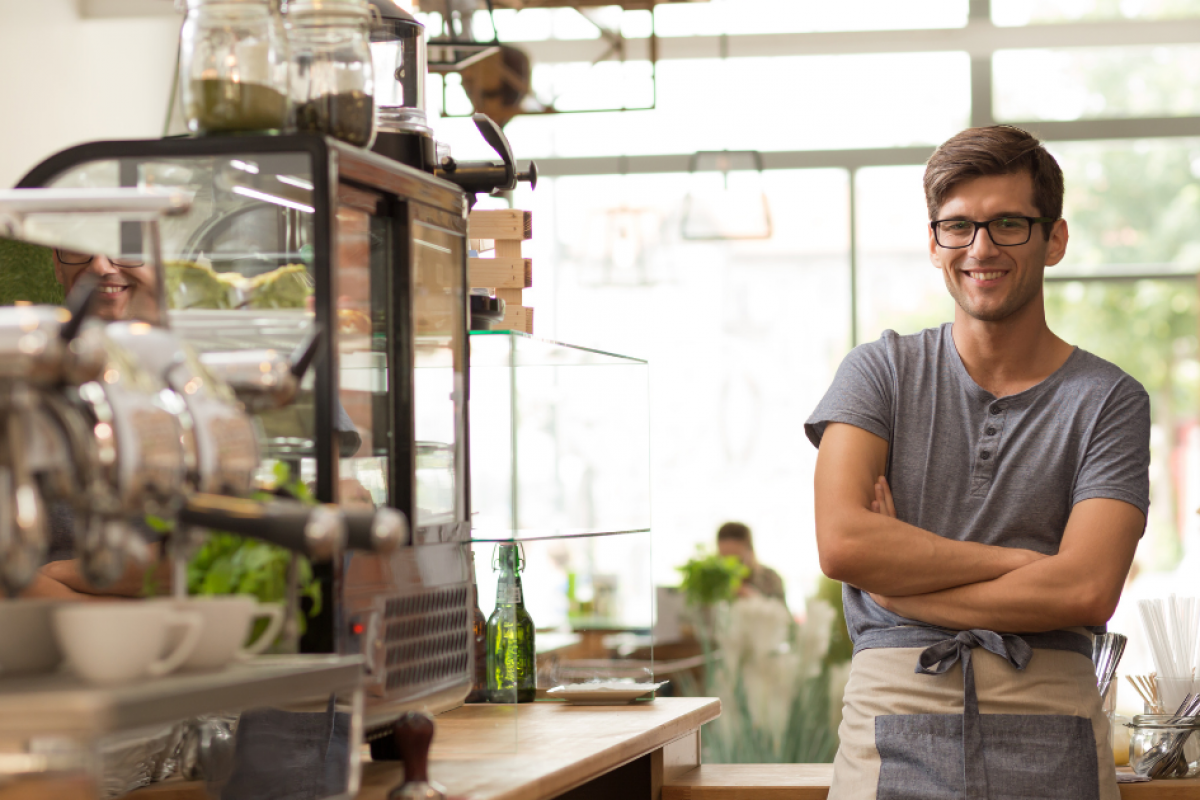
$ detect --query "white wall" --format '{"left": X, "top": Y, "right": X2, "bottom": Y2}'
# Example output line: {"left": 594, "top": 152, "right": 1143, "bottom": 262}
{"left": 0, "top": 0, "right": 180, "bottom": 188}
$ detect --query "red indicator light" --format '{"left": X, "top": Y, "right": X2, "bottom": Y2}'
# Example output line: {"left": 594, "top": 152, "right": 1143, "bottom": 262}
{"left": 351, "top": 623, "right": 365, "bottom": 635}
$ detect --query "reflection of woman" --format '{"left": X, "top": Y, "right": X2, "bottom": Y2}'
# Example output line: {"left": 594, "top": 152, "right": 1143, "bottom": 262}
{"left": 52, "top": 248, "right": 160, "bottom": 323}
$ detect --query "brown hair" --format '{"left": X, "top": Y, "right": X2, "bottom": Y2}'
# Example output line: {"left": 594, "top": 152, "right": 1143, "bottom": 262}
{"left": 717, "top": 521, "right": 753, "bottom": 550}
{"left": 924, "top": 126, "right": 1063, "bottom": 238}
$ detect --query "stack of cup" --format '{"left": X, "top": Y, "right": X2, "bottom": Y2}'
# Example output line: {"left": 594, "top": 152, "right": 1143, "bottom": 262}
{"left": 0, "top": 596, "right": 283, "bottom": 686}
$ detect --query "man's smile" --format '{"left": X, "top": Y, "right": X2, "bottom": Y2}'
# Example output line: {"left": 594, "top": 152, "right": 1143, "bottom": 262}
{"left": 97, "top": 283, "right": 130, "bottom": 295}
{"left": 962, "top": 269, "right": 1008, "bottom": 285}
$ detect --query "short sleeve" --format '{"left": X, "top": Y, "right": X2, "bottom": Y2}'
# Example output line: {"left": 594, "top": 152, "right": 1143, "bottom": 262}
{"left": 1072, "top": 384, "right": 1151, "bottom": 523}
{"left": 805, "top": 337, "right": 896, "bottom": 449}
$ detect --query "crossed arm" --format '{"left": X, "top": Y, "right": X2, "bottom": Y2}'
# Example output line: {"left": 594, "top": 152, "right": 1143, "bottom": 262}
{"left": 18, "top": 545, "right": 168, "bottom": 601}
{"left": 814, "top": 422, "right": 1144, "bottom": 634}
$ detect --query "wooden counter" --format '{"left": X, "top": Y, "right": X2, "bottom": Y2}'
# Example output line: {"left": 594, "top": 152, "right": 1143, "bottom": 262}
{"left": 661, "top": 765, "right": 1200, "bottom": 799}
{"left": 359, "top": 696, "right": 721, "bottom": 800}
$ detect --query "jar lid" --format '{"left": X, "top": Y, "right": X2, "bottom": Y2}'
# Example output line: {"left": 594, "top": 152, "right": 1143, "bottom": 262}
{"left": 287, "top": 0, "right": 371, "bottom": 20}
{"left": 1127, "top": 714, "right": 1200, "bottom": 729}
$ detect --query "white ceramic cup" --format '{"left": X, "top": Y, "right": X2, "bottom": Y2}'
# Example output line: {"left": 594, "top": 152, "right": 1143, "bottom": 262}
{"left": 54, "top": 603, "right": 203, "bottom": 686}
{"left": 0, "top": 600, "right": 63, "bottom": 676}
{"left": 164, "top": 596, "right": 284, "bottom": 671}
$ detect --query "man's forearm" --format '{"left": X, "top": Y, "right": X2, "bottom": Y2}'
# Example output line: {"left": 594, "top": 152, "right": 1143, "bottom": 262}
{"left": 872, "top": 497, "right": 1144, "bottom": 633}
{"left": 820, "top": 507, "right": 1042, "bottom": 596}
{"left": 39, "top": 557, "right": 161, "bottom": 597}
{"left": 875, "top": 555, "right": 1104, "bottom": 633}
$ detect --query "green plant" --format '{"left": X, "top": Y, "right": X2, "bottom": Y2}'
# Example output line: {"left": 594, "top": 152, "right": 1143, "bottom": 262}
{"left": 676, "top": 549, "right": 751, "bottom": 606}
{"left": 152, "top": 463, "right": 323, "bottom": 634}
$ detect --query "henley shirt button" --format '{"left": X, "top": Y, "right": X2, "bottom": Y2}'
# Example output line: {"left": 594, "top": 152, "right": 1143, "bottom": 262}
{"left": 986, "top": 427, "right": 996, "bottom": 436}
{"left": 980, "top": 451, "right": 991, "bottom": 460}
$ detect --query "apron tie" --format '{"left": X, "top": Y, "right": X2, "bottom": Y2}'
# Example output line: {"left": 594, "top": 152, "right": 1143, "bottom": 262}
{"left": 914, "top": 630, "right": 1034, "bottom": 799}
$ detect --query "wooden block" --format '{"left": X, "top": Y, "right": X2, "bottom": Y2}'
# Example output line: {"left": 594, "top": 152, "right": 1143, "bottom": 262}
{"left": 496, "top": 288, "right": 523, "bottom": 307}
{"left": 469, "top": 209, "right": 532, "bottom": 240}
{"left": 498, "top": 305, "right": 533, "bottom": 334}
{"left": 469, "top": 257, "right": 532, "bottom": 289}
{"left": 495, "top": 239, "right": 523, "bottom": 259}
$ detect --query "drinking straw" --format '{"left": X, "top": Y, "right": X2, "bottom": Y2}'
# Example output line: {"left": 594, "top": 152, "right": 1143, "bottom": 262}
{"left": 1166, "top": 595, "right": 1198, "bottom": 678}
{"left": 1139, "top": 599, "right": 1172, "bottom": 677}
{"left": 1127, "top": 675, "right": 1155, "bottom": 710}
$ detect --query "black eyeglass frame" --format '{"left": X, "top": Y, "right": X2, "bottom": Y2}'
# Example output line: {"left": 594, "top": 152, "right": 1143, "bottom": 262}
{"left": 930, "top": 216, "right": 1058, "bottom": 250}
{"left": 54, "top": 249, "right": 146, "bottom": 268}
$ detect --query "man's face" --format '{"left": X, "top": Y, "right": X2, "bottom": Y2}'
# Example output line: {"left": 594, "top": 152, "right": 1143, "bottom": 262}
{"left": 928, "top": 171, "right": 1068, "bottom": 324}
{"left": 52, "top": 250, "right": 159, "bottom": 323}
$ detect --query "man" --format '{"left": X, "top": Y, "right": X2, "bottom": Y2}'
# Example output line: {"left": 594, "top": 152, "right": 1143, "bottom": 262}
{"left": 806, "top": 126, "right": 1149, "bottom": 800}
{"left": 16, "top": 247, "right": 164, "bottom": 599}
{"left": 51, "top": 247, "right": 160, "bottom": 323}
{"left": 716, "top": 521, "right": 787, "bottom": 604}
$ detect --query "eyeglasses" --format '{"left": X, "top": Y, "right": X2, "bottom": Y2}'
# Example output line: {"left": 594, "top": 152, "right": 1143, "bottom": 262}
{"left": 931, "top": 216, "right": 1057, "bottom": 249}
{"left": 55, "top": 249, "right": 145, "bottom": 268}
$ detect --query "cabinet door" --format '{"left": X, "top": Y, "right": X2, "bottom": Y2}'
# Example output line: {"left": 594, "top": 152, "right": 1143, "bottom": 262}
{"left": 410, "top": 202, "right": 468, "bottom": 542}
{"left": 334, "top": 185, "right": 390, "bottom": 510}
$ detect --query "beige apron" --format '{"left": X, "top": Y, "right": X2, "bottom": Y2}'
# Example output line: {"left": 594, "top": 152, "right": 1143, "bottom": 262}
{"left": 830, "top": 628, "right": 1117, "bottom": 800}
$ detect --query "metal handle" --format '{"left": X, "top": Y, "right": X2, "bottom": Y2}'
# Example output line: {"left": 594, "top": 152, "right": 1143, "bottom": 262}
{"left": 472, "top": 113, "right": 515, "bottom": 188}
{"left": 179, "top": 495, "right": 346, "bottom": 562}
{"left": 342, "top": 507, "right": 409, "bottom": 552}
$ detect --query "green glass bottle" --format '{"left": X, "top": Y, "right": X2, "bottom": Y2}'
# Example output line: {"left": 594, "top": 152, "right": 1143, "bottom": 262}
{"left": 486, "top": 543, "right": 536, "bottom": 703}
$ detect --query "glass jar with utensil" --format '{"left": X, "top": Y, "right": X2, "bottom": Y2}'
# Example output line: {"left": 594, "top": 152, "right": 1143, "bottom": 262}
{"left": 179, "top": 0, "right": 291, "bottom": 134}
{"left": 285, "top": 0, "right": 376, "bottom": 148}
{"left": 1129, "top": 715, "right": 1200, "bottom": 778}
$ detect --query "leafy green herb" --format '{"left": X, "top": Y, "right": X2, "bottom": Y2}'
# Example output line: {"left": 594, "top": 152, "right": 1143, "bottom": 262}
{"left": 154, "top": 463, "right": 322, "bottom": 638}
{"left": 676, "top": 548, "right": 751, "bottom": 606}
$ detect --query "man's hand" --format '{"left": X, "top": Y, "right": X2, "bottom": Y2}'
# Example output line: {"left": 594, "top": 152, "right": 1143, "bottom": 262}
{"left": 815, "top": 423, "right": 1045, "bottom": 596}
{"left": 866, "top": 478, "right": 1142, "bottom": 632}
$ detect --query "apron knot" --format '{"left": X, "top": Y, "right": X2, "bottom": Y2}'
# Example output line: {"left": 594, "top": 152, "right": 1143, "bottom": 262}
{"left": 914, "top": 628, "right": 1033, "bottom": 676}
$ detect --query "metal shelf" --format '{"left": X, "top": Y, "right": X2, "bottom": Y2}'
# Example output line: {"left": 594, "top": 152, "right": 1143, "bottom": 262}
{"left": 0, "top": 655, "right": 363, "bottom": 737}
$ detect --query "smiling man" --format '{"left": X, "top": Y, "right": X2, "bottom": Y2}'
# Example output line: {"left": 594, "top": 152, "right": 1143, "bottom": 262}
{"left": 805, "top": 126, "right": 1149, "bottom": 800}
{"left": 52, "top": 247, "right": 159, "bottom": 323}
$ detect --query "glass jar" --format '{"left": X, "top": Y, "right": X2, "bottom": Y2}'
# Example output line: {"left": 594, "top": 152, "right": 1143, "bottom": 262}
{"left": 369, "top": 2, "right": 430, "bottom": 135}
{"left": 1128, "top": 715, "right": 1200, "bottom": 778}
{"left": 179, "top": 0, "right": 290, "bottom": 134}
{"left": 285, "top": 0, "right": 376, "bottom": 148}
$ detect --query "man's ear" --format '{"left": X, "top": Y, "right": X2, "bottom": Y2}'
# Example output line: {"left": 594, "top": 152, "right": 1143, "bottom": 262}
{"left": 928, "top": 225, "right": 940, "bottom": 268}
{"left": 1045, "top": 219, "right": 1069, "bottom": 267}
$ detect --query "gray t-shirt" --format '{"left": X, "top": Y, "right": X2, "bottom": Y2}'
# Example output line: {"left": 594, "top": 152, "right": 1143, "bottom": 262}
{"left": 805, "top": 323, "right": 1151, "bottom": 642}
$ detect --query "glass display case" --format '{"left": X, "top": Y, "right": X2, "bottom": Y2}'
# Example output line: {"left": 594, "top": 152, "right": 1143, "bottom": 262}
{"left": 467, "top": 331, "right": 655, "bottom": 703}
{"left": 17, "top": 135, "right": 476, "bottom": 734}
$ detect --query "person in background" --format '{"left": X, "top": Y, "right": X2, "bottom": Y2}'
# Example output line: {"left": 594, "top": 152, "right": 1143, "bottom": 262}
{"left": 14, "top": 248, "right": 165, "bottom": 599}
{"left": 716, "top": 522, "right": 787, "bottom": 604}
{"left": 51, "top": 247, "right": 160, "bottom": 323}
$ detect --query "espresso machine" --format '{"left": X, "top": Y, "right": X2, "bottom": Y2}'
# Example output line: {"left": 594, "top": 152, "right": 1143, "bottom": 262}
{"left": 15, "top": 9, "right": 536, "bottom": 753}
{"left": 0, "top": 188, "right": 420, "bottom": 800}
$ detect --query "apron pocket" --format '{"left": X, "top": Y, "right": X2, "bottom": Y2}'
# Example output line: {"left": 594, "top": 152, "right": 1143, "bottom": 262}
{"left": 875, "top": 713, "right": 1099, "bottom": 800}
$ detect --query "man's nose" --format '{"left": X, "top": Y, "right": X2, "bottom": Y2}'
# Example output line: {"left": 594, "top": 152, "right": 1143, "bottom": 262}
{"left": 84, "top": 255, "right": 119, "bottom": 276}
{"left": 969, "top": 225, "right": 1000, "bottom": 257}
